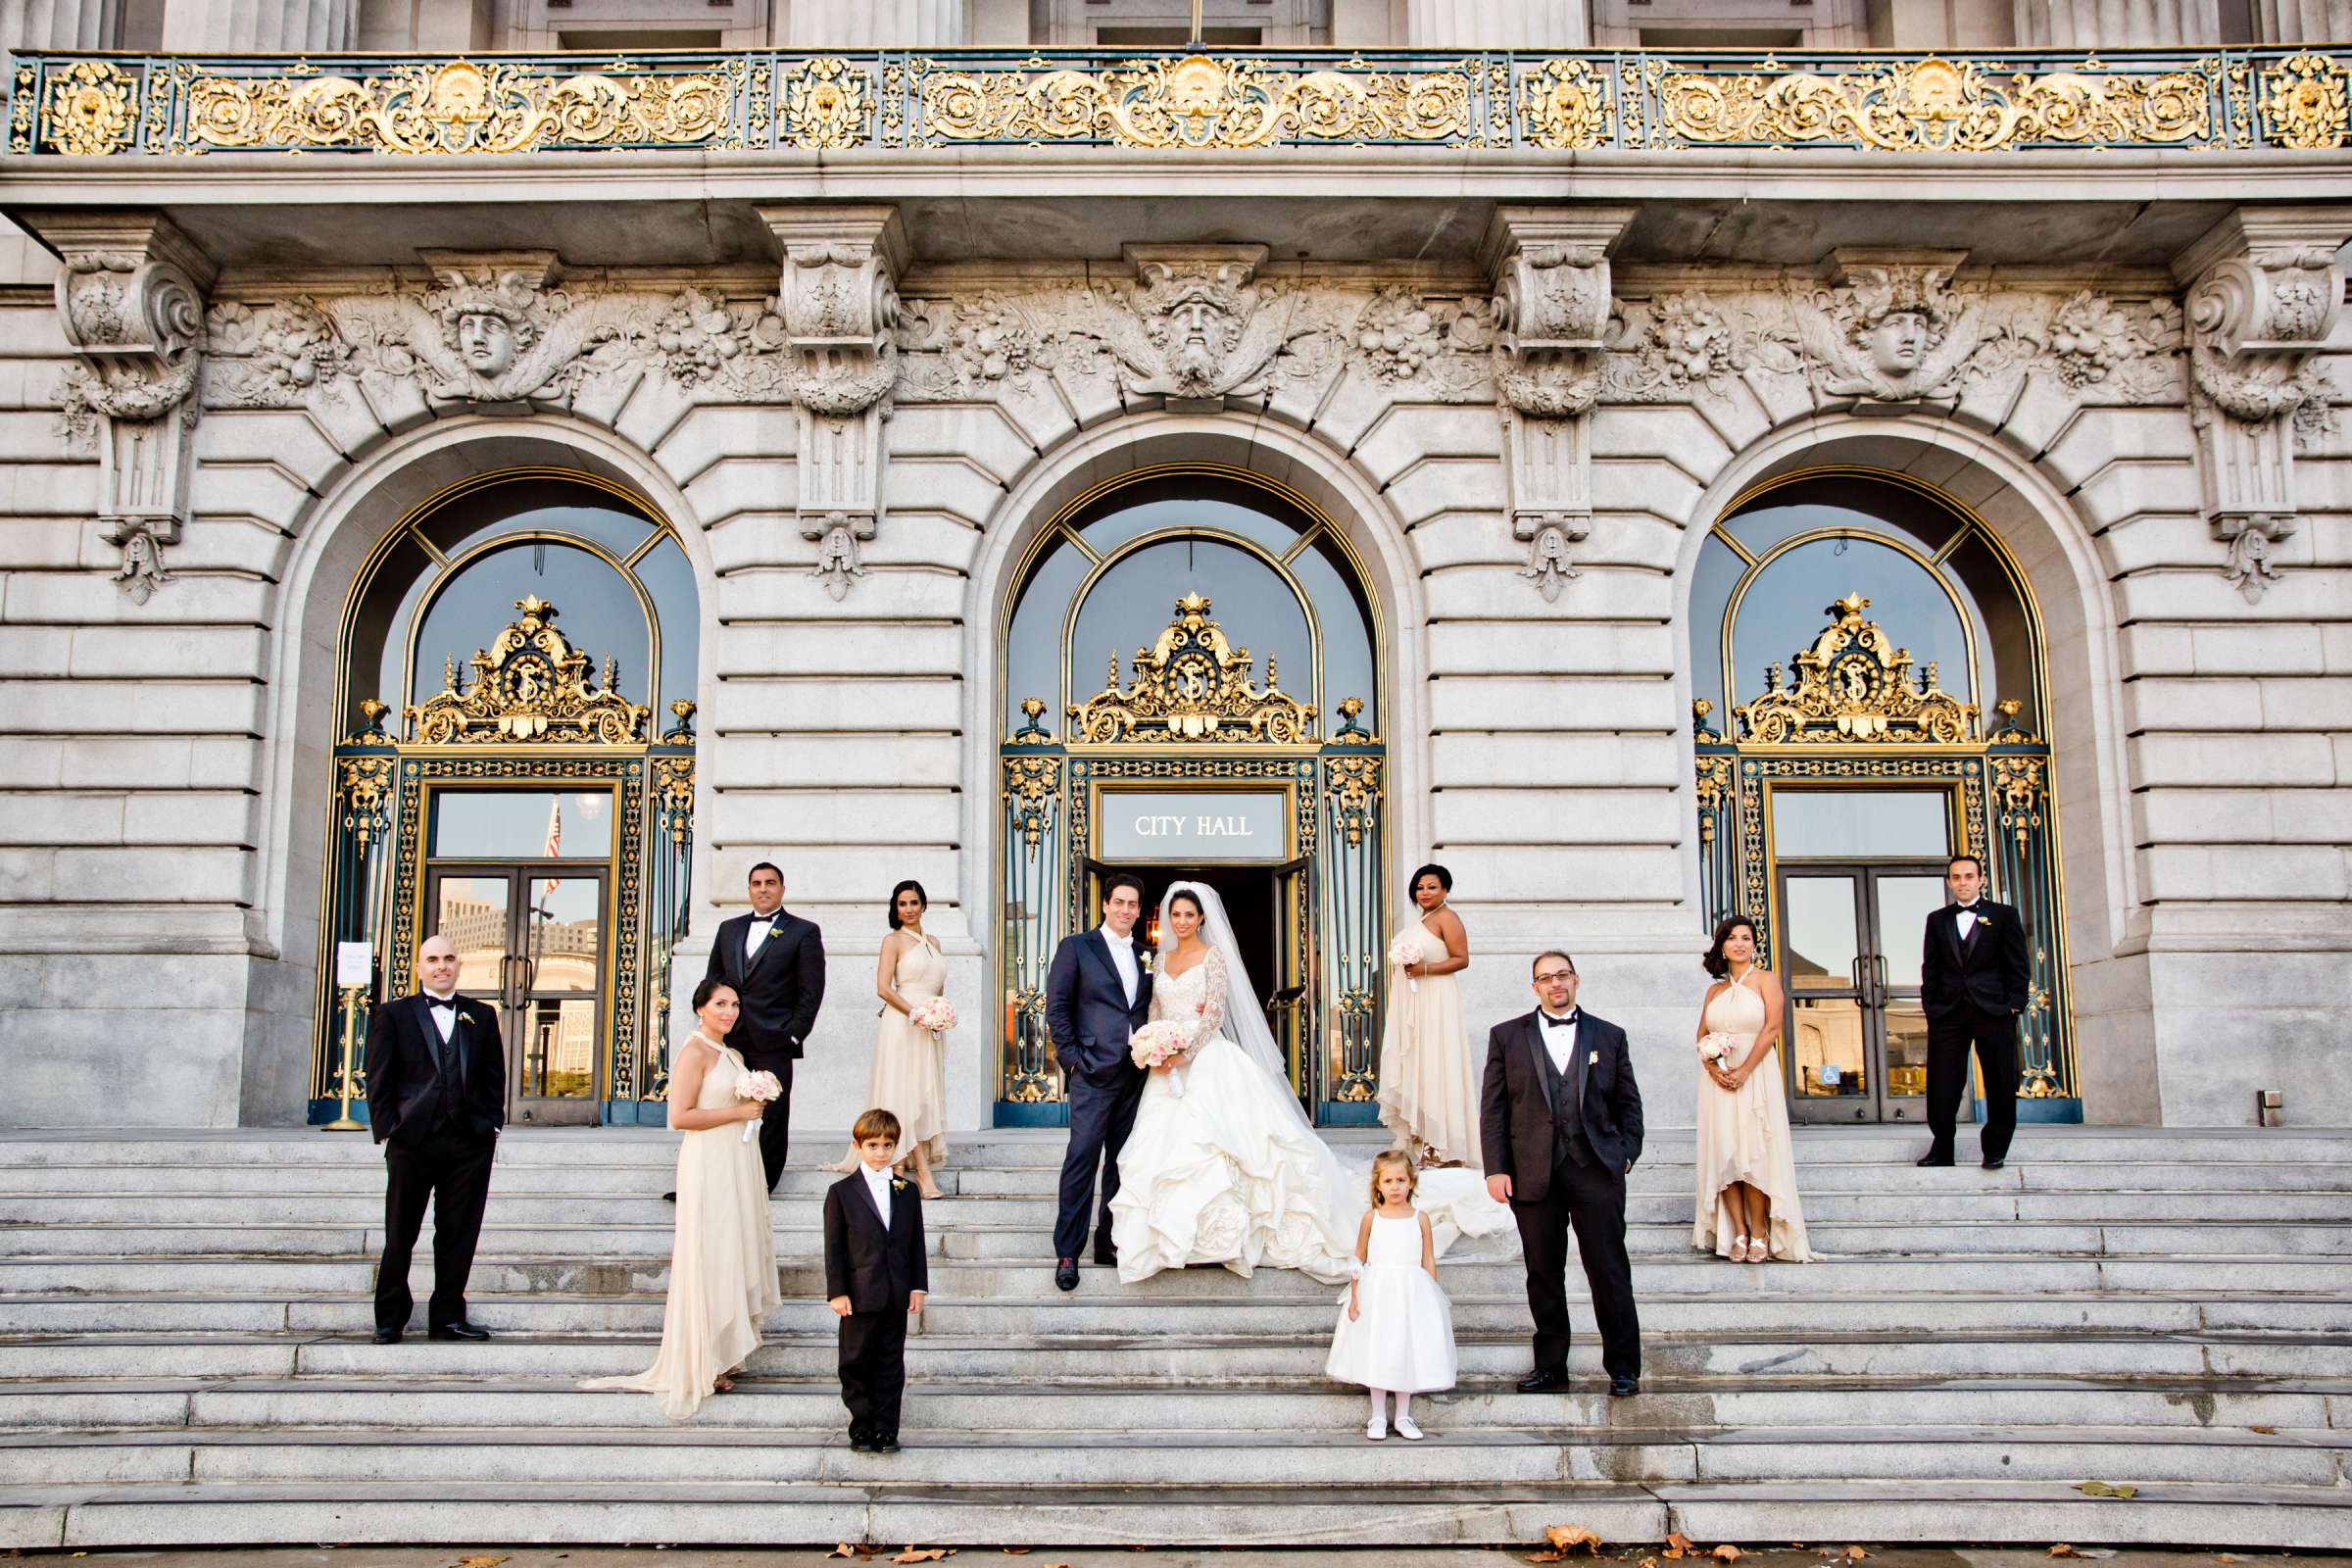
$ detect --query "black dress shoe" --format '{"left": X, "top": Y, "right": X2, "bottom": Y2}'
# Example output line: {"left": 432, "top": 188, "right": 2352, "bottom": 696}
{"left": 1093, "top": 1243, "right": 1118, "bottom": 1267}
{"left": 662, "top": 1191, "right": 677, "bottom": 1203}
{"left": 874, "top": 1434, "right": 902, "bottom": 1453}
{"left": 370, "top": 1328, "right": 401, "bottom": 1346}
{"left": 1054, "top": 1257, "right": 1079, "bottom": 1292}
{"left": 1916, "top": 1151, "right": 1955, "bottom": 1167}
{"left": 849, "top": 1434, "right": 875, "bottom": 1452}
{"left": 1982, "top": 1157, "right": 2007, "bottom": 1170}
{"left": 1516, "top": 1369, "right": 1567, "bottom": 1393}
{"left": 428, "top": 1321, "right": 491, "bottom": 1342}
{"left": 1609, "top": 1376, "right": 1641, "bottom": 1397}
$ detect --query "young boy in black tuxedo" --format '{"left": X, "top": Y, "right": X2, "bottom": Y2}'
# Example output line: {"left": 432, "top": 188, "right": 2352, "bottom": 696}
{"left": 823, "top": 1107, "right": 928, "bottom": 1452}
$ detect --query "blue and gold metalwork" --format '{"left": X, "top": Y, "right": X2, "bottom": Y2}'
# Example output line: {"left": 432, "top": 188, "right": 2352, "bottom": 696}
{"left": 17, "top": 46, "right": 2351, "bottom": 158}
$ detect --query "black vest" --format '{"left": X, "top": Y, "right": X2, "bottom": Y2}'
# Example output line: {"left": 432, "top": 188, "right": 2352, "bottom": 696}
{"left": 1535, "top": 1018, "right": 1592, "bottom": 1168}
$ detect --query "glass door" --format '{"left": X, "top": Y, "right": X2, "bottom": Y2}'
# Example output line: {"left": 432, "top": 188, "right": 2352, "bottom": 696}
{"left": 1776, "top": 864, "right": 1952, "bottom": 1125}
{"left": 1265, "top": 856, "right": 1311, "bottom": 1109}
{"left": 425, "top": 866, "right": 609, "bottom": 1125}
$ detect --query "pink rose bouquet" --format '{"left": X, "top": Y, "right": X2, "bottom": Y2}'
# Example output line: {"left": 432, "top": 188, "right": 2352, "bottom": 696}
{"left": 735, "top": 1068, "right": 782, "bottom": 1143}
{"left": 909, "top": 997, "right": 956, "bottom": 1037}
{"left": 1388, "top": 934, "right": 1426, "bottom": 993}
{"left": 1129, "top": 1018, "right": 1192, "bottom": 1099}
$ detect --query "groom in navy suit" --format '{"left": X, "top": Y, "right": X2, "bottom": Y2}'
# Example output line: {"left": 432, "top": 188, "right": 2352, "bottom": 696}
{"left": 1044, "top": 872, "right": 1152, "bottom": 1292}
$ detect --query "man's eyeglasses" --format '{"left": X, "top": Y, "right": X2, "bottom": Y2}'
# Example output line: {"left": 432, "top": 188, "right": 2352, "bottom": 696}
{"left": 1534, "top": 969, "right": 1576, "bottom": 985}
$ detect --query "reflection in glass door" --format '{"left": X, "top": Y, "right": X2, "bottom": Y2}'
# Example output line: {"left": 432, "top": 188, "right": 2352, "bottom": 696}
{"left": 1776, "top": 865, "right": 1952, "bottom": 1124}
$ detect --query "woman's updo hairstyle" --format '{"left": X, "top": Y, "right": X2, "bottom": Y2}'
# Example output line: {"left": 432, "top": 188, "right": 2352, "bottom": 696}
{"left": 1700, "top": 915, "right": 1760, "bottom": 980}
{"left": 1407, "top": 862, "right": 1452, "bottom": 898}
{"left": 691, "top": 975, "right": 737, "bottom": 1011}
{"left": 1166, "top": 889, "right": 1204, "bottom": 918}
{"left": 887, "top": 878, "right": 928, "bottom": 930}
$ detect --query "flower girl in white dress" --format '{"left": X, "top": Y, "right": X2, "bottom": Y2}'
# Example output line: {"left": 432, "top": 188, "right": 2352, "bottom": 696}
{"left": 1327, "top": 1150, "right": 1458, "bottom": 1441}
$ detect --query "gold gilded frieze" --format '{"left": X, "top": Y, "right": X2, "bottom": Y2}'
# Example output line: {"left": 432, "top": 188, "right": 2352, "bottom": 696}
{"left": 405, "top": 594, "right": 653, "bottom": 746}
{"left": 1733, "top": 592, "right": 1979, "bottom": 746}
{"left": 1070, "top": 591, "right": 1317, "bottom": 745}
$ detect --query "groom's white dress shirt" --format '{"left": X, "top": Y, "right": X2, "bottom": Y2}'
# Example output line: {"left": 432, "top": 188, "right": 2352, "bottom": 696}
{"left": 861, "top": 1164, "right": 893, "bottom": 1228}
{"left": 1954, "top": 902, "right": 1982, "bottom": 941}
{"left": 424, "top": 990, "right": 459, "bottom": 1044}
{"left": 1539, "top": 1009, "right": 1580, "bottom": 1077}
{"left": 1102, "top": 925, "right": 1139, "bottom": 1005}
{"left": 744, "top": 909, "right": 779, "bottom": 964}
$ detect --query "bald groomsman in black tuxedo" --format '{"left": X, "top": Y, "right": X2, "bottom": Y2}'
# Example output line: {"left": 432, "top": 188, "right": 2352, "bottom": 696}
{"left": 707, "top": 860, "right": 827, "bottom": 1192}
{"left": 1919, "top": 853, "right": 2033, "bottom": 1171}
{"left": 366, "top": 933, "right": 505, "bottom": 1345}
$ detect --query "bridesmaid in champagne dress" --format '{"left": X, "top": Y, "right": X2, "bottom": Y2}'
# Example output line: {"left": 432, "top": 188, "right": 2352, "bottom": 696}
{"left": 586, "top": 977, "right": 781, "bottom": 1418}
{"left": 835, "top": 879, "right": 949, "bottom": 1200}
{"left": 1375, "top": 863, "right": 1481, "bottom": 1169}
{"left": 1692, "top": 915, "right": 1815, "bottom": 1262}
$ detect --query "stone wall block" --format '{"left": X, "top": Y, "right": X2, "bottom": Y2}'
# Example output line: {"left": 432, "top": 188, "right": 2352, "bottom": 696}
{"left": 2259, "top": 675, "right": 2352, "bottom": 731}
{"left": 122, "top": 790, "right": 256, "bottom": 847}
{"left": 708, "top": 788, "right": 961, "bottom": 847}
{"left": 1381, "top": 459, "right": 1507, "bottom": 527}
{"left": 1303, "top": 371, "right": 1403, "bottom": 458}
{"left": 1260, "top": 361, "right": 1345, "bottom": 431}
{"left": 2092, "top": 508, "right": 2231, "bottom": 578}
{"left": 2268, "top": 787, "right": 2352, "bottom": 843}
{"left": 983, "top": 377, "right": 1078, "bottom": 455}
{"left": 1741, "top": 366, "right": 1819, "bottom": 428}
{"left": 193, "top": 409, "right": 348, "bottom": 485}
{"left": 888, "top": 404, "right": 1037, "bottom": 489}
{"left": 6, "top": 679, "right": 265, "bottom": 736}
{"left": 1589, "top": 404, "right": 1733, "bottom": 480}
{"left": 2121, "top": 674, "right": 2265, "bottom": 733}
{"left": 2128, "top": 729, "right": 2336, "bottom": 789}
{"left": 714, "top": 564, "right": 962, "bottom": 624}
{"left": 187, "top": 461, "right": 317, "bottom": 537}
{"left": 875, "top": 457, "right": 1009, "bottom": 530}
{"left": 2035, "top": 406, "right": 2197, "bottom": 498}
{"left": 2172, "top": 621, "right": 2330, "bottom": 676}
{"left": 715, "top": 622, "right": 964, "bottom": 678}
{"left": 718, "top": 676, "right": 962, "bottom": 734}
{"left": 1433, "top": 786, "right": 1682, "bottom": 845}
{"left": 133, "top": 515, "right": 291, "bottom": 580}
{"left": 1429, "top": 675, "right": 1676, "bottom": 733}
{"left": 697, "top": 845, "right": 959, "bottom": 901}
{"left": 0, "top": 571, "right": 272, "bottom": 626}
{"left": 352, "top": 373, "right": 431, "bottom": 438}
{"left": 1424, "top": 564, "right": 1671, "bottom": 621}
{"left": 1581, "top": 512, "right": 1690, "bottom": 573}
{"left": 657, "top": 405, "right": 797, "bottom": 489}
{"left": 710, "top": 733, "right": 961, "bottom": 790}
{"left": 1588, "top": 461, "right": 1705, "bottom": 530}
{"left": 1347, "top": 404, "right": 1505, "bottom": 490}
{"left": 1049, "top": 364, "right": 1124, "bottom": 431}
{"left": 0, "top": 1004, "right": 243, "bottom": 1126}
{"left": 682, "top": 458, "right": 800, "bottom": 534}
{"left": 856, "top": 511, "right": 982, "bottom": 574}
{"left": 2323, "top": 623, "right": 2352, "bottom": 674}
{"left": 0, "top": 625, "right": 73, "bottom": 677}
{"left": 2132, "top": 786, "right": 2277, "bottom": 845}
{"left": 0, "top": 791, "right": 125, "bottom": 846}
{"left": 19, "top": 845, "right": 252, "bottom": 902}
{"left": 1428, "top": 619, "right": 1674, "bottom": 676}
{"left": 1431, "top": 845, "right": 1687, "bottom": 902}
{"left": 0, "top": 525, "right": 89, "bottom": 570}
{"left": 2139, "top": 843, "right": 2349, "bottom": 902}
{"left": 705, "top": 511, "right": 800, "bottom": 575}
{"left": 1402, "top": 512, "right": 1514, "bottom": 573}
{"left": 2113, "top": 569, "right": 2344, "bottom": 623}
{"left": 1430, "top": 731, "right": 1681, "bottom": 788}
{"left": 614, "top": 373, "right": 705, "bottom": 461}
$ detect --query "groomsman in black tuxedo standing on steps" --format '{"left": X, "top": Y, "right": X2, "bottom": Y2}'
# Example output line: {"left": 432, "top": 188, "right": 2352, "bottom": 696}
{"left": 366, "top": 933, "right": 504, "bottom": 1345}
{"left": 707, "top": 861, "right": 827, "bottom": 1193}
{"left": 1919, "top": 853, "right": 2032, "bottom": 1171}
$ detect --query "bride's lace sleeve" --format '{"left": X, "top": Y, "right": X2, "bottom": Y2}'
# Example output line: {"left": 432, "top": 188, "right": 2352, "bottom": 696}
{"left": 1186, "top": 949, "right": 1229, "bottom": 1053}
{"left": 1148, "top": 972, "right": 1165, "bottom": 1024}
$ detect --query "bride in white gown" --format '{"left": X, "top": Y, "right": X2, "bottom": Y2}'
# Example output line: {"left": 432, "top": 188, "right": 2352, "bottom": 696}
{"left": 1109, "top": 881, "right": 1507, "bottom": 1287}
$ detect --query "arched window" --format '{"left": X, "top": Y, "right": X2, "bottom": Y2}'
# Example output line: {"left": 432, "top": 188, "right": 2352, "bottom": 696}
{"left": 317, "top": 472, "right": 699, "bottom": 1130}
{"left": 1689, "top": 469, "right": 2074, "bottom": 1125}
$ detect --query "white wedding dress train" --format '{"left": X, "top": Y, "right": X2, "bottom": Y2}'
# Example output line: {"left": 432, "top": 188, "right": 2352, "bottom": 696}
{"left": 1107, "top": 889, "right": 1510, "bottom": 1288}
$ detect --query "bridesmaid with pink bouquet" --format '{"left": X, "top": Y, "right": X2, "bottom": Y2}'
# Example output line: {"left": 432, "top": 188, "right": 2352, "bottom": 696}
{"left": 1692, "top": 915, "right": 1815, "bottom": 1262}
{"left": 833, "top": 880, "right": 951, "bottom": 1199}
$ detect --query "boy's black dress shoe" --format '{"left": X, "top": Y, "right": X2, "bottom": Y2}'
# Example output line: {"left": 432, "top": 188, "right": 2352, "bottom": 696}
{"left": 1982, "top": 1157, "right": 2007, "bottom": 1170}
{"left": 428, "top": 1321, "right": 491, "bottom": 1342}
{"left": 370, "top": 1329, "right": 401, "bottom": 1346}
{"left": 1609, "top": 1377, "right": 1641, "bottom": 1397}
{"left": 1516, "top": 1369, "right": 1566, "bottom": 1393}
{"left": 1916, "top": 1151, "right": 1955, "bottom": 1167}
{"left": 1054, "top": 1257, "right": 1079, "bottom": 1292}
{"left": 875, "top": 1434, "right": 902, "bottom": 1453}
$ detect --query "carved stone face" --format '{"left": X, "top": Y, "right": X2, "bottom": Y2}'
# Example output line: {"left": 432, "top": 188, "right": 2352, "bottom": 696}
{"left": 458, "top": 311, "right": 516, "bottom": 377}
{"left": 1867, "top": 311, "right": 1929, "bottom": 374}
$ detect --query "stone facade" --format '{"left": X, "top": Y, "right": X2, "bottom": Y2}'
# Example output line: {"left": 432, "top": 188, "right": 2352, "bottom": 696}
{"left": 0, "top": 19, "right": 2347, "bottom": 1136}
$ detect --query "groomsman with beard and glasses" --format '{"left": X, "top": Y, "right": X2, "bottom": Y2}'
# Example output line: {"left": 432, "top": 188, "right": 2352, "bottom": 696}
{"left": 366, "top": 933, "right": 505, "bottom": 1346}
{"left": 1480, "top": 951, "right": 1645, "bottom": 1397}
{"left": 705, "top": 861, "right": 826, "bottom": 1194}
{"left": 1919, "top": 853, "right": 2032, "bottom": 1171}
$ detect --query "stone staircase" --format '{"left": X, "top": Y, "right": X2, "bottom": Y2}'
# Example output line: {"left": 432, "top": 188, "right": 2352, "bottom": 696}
{"left": 1, "top": 1126, "right": 2348, "bottom": 1549}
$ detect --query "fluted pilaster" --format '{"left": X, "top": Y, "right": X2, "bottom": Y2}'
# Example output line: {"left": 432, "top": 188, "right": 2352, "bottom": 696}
{"left": 787, "top": 0, "right": 967, "bottom": 48}
{"left": 2011, "top": 0, "right": 2221, "bottom": 46}
{"left": 1, "top": 0, "right": 108, "bottom": 50}
{"left": 2253, "top": 0, "right": 2352, "bottom": 40}
{"left": 1407, "top": 0, "right": 1592, "bottom": 48}
{"left": 161, "top": 0, "right": 360, "bottom": 52}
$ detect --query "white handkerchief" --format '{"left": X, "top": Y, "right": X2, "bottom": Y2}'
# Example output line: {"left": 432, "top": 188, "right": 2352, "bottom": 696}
{"left": 1588, "top": 1051, "right": 1598, "bottom": 1064}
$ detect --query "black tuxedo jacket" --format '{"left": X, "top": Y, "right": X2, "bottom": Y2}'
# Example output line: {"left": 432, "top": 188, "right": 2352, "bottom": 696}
{"left": 706, "top": 908, "right": 826, "bottom": 1064}
{"left": 1479, "top": 1007, "right": 1643, "bottom": 1202}
{"left": 364, "top": 992, "right": 506, "bottom": 1148}
{"left": 823, "top": 1171, "right": 928, "bottom": 1312}
{"left": 1043, "top": 927, "right": 1153, "bottom": 1082}
{"left": 1921, "top": 899, "right": 2031, "bottom": 1020}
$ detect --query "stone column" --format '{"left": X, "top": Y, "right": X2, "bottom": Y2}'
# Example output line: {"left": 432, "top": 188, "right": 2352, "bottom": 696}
{"left": 2010, "top": 0, "right": 2221, "bottom": 47}
{"left": 1407, "top": 0, "right": 1591, "bottom": 47}
{"left": 161, "top": 0, "right": 359, "bottom": 52}
{"left": 2252, "top": 0, "right": 2352, "bottom": 40}
{"left": 1, "top": 0, "right": 109, "bottom": 50}
{"left": 786, "top": 0, "right": 967, "bottom": 48}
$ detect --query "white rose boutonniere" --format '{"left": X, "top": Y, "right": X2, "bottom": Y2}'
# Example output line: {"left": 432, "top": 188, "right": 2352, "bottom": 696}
{"left": 890, "top": 1177, "right": 910, "bottom": 1194}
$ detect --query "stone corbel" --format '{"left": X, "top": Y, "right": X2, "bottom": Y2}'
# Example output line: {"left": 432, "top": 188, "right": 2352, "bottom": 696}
{"left": 2173, "top": 208, "right": 2349, "bottom": 604}
{"left": 42, "top": 212, "right": 216, "bottom": 604}
{"left": 1482, "top": 206, "right": 1635, "bottom": 601}
{"left": 760, "top": 205, "right": 906, "bottom": 598}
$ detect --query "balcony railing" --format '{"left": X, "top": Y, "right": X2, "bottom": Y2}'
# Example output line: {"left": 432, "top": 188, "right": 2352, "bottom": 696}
{"left": 13, "top": 45, "right": 2350, "bottom": 160}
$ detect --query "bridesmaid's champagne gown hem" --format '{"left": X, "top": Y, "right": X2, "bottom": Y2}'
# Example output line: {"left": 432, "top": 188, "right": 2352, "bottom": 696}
{"left": 1374, "top": 918, "right": 1482, "bottom": 1168}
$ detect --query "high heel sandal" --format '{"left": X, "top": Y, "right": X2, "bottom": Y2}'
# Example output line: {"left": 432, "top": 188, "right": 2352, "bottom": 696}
{"left": 1744, "top": 1234, "right": 1769, "bottom": 1263}
{"left": 1729, "top": 1235, "right": 1751, "bottom": 1262}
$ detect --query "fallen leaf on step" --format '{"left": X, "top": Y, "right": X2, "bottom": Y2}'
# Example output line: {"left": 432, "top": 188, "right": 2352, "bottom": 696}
{"left": 1713, "top": 1547, "right": 1744, "bottom": 1562}
{"left": 455, "top": 1557, "right": 509, "bottom": 1568}
{"left": 1664, "top": 1535, "right": 1694, "bottom": 1560}
{"left": 892, "top": 1551, "right": 950, "bottom": 1564}
{"left": 2048, "top": 1547, "right": 2078, "bottom": 1558}
{"left": 2249, "top": 1425, "right": 2276, "bottom": 1435}
{"left": 1841, "top": 1548, "right": 1868, "bottom": 1560}
{"left": 1526, "top": 1552, "right": 1564, "bottom": 1562}
{"left": 2072, "top": 1481, "right": 2137, "bottom": 1499}
{"left": 1546, "top": 1526, "right": 1604, "bottom": 1555}
{"left": 834, "top": 1548, "right": 858, "bottom": 1560}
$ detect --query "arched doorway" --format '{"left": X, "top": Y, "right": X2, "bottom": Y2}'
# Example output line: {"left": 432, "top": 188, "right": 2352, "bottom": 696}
{"left": 1688, "top": 468, "right": 2078, "bottom": 1125}
{"left": 312, "top": 470, "right": 699, "bottom": 1127}
{"left": 996, "top": 466, "right": 1388, "bottom": 1126}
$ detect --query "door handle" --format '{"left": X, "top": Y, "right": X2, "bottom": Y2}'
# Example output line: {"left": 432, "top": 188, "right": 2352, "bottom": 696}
{"left": 1873, "top": 955, "right": 1890, "bottom": 997}
{"left": 1848, "top": 954, "right": 1867, "bottom": 1001}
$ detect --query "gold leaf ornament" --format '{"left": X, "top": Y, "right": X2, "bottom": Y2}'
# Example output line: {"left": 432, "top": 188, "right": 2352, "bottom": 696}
{"left": 784, "top": 56, "right": 873, "bottom": 149}
{"left": 45, "top": 59, "right": 136, "bottom": 156}
{"left": 2260, "top": 52, "right": 2350, "bottom": 149}
{"left": 1521, "top": 58, "right": 1611, "bottom": 149}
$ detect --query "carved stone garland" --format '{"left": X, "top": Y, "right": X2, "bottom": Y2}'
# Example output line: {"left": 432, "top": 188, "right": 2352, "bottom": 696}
{"left": 48, "top": 214, "right": 217, "bottom": 605}
{"left": 1732, "top": 593, "right": 1980, "bottom": 746}
{"left": 406, "top": 595, "right": 653, "bottom": 745}
{"left": 1068, "top": 592, "right": 1317, "bottom": 745}
{"left": 2172, "top": 208, "right": 2348, "bottom": 604}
